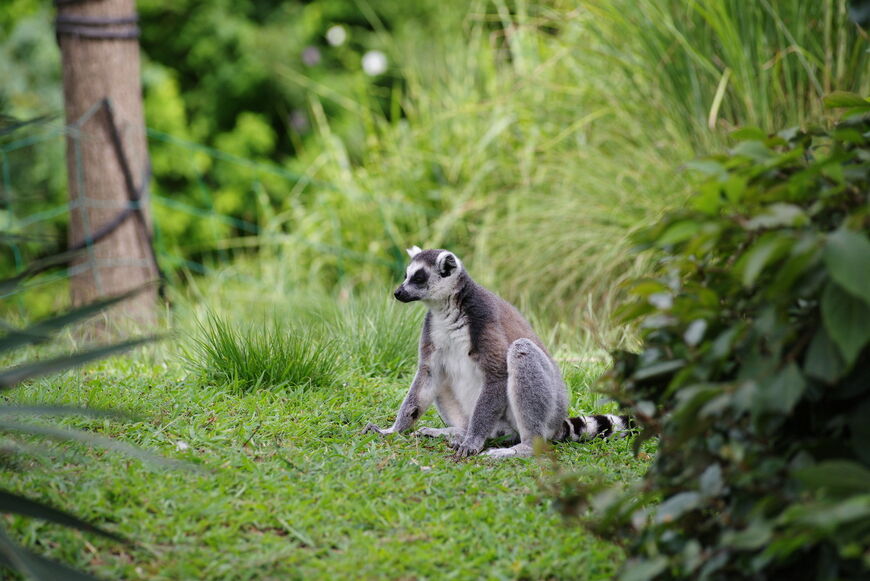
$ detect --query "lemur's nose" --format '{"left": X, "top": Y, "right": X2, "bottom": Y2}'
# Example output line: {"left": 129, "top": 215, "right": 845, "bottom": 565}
{"left": 394, "top": 287, "right": 403, "bottom": 299}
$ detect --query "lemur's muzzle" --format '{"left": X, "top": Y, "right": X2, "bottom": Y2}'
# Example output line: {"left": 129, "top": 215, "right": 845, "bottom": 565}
{"left": 394, "top": 285, "right": 416, "bottom": 303}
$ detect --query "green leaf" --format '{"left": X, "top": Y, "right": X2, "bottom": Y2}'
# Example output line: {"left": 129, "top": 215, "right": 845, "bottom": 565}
{"left": 730, "top": 127, "right": 767, "bottom": 141}
{"left": 633, "top": 359, "right": 685, "bottom": 382}
{"left": 804, "top": 326, "right": 846, "bottom": 383}
{"left": 657, "top": 220, "right": 700, "bottom": 246}
{"left": 722, "top": 175, "right": 747, "bottom": 203}
{"left": 619, "top": 557, "right": 668, "bottom": 581}
{"left": 793, "top": 461, "right": 870, "bottom": 496}
{"left": 722, "top": 522, "right": 772, "bottom": 550}
{"left": 776, "top": 126, "right": 801, "bottom": 142}
{"left": 691, "top": 182, "right": 723, "bottom": 214}
{"left": 824, "top": 229, "right": 870, "bottom": 305}
{"left": 768, "top": 235, "right": 822, "bottom": 296}
{"left": 756, "top": 362, "right": 805, "bottom": 414}
{"left": 821, "top": 282, "right": 870, "bottom": 367}
{"left": 0, "top": 336, "right": 158, "bottom": 389}
{"left": 685, "top": 159, "right": 727, "bottom": 178}
{"left": 736, "top": 233, "right": 793, "bottom": 288}
{"left": 628, "top": 280, "right": 670, "bottom": 298}
{"left": 831, "top": 127, "right": 866, "bottom": 144}
{"left": 699, "top": 463, "right": 724, "bottom": 497}
{"left": 0, "top": 490, "right": 125, "bottom": 542}
{"left": 654, "top": 491, "right": 701, "bottom": 524}
{"left": 614, "top": 300, "right": 655, "bottom": 325}
{"left": 731, "top": 140, "right": 773, "bottom": 162}
{"left": 743, "top": 204, "right": 807, "bottom": 230}
{"left": 823, "top": 91, "right": 870, "bottom": 108}
{"left": 783, "top": 495, "right": 870, "bottom": 529}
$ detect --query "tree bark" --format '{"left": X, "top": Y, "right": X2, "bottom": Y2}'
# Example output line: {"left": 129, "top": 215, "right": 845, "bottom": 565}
{"left": 57, "top": 0, "right": 157, "bottom": 330}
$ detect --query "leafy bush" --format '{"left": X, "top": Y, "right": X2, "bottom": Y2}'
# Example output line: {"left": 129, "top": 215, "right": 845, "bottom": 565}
{"left": 575, "top": 98, "right": 870, "bottom": 580}
{"left": 185, "top": 313, "right": 342, "bottom": 390}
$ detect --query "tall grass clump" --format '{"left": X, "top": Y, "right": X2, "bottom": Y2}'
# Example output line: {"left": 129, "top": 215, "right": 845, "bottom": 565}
{"left": 190, "top": 1, "right": 868, "bottom": 350}
{"left": 263, "top": 1, "right": 698, "bottom": 349}
{"left": 583, "top": 0, "right": 870, "bottom": 148}
{"left": 185, "top": 313, "right": 342, "bottom": 391}
{"left": 326, "top": 293, "right": 423, "bottom": 378}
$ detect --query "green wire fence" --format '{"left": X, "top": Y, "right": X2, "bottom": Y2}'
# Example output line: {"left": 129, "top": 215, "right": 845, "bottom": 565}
{"left": 0, "top": 105, "right": 322, "bottom": 311}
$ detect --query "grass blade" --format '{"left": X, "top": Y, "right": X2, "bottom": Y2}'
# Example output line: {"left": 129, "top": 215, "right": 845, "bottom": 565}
{"left": 0, "top": 406, "right": 128, "bottom": 420}
{"left": 0, "top": 418, "right": 180, "bottom": 468}
{"left": 0, "top": 528, "right": 99, "bottom": 581}
{"left": 0, "top": 287, "right": 151, "bottom": 355}
{"left": 0, "top": 490, "right": 125, "bottom": 543}
{"left": 0, "top": 336, "right": 158, "bottom": 389}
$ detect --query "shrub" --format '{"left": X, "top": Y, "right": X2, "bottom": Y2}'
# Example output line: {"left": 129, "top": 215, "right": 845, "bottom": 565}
{"left": 572, "top": 97, "right": 870, "bottom": 580}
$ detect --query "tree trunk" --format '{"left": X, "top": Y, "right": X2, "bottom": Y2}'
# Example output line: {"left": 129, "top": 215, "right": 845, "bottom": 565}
{"left": 57, "top": 0, "right": 157, "bottom": 330}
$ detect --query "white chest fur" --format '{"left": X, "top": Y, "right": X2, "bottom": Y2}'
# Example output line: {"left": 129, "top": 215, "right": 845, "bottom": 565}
{"left": 428, "top": 309, "right": 484, "bottom": 425}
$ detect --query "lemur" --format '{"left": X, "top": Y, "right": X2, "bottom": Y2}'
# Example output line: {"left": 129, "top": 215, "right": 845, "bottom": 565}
{"left": 363, "top": 247, "right": 632, "bottom": 459}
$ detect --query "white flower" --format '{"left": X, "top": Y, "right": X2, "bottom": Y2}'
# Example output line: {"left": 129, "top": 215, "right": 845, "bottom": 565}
{"left": 361, "top": 50, "right": 388, "bottom": 76}
{"left": 175, "top": 440, "right": 190, "bottom": 451}
{"left": 326, "top": 25, "right": 347, "bottom": 47}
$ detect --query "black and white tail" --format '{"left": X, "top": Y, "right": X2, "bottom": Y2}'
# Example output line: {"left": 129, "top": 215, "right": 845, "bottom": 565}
{"left": 558, "top": 414, "right": 635, "bottom": 441}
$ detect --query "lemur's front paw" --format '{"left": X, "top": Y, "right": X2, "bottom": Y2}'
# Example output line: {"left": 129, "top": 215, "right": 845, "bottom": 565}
{"left": 451, "top": 439, "right": 484, "bottom": 460}
{"left": 363, "top": 423, "right": 394, "bottom": 436}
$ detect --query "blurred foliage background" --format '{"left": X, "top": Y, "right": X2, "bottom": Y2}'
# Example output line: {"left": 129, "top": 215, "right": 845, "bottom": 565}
{"left": 1, "top": 0, "right": 868, "bottom": 348}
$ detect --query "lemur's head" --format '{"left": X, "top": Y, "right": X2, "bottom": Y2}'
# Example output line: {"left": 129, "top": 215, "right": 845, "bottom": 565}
{"left": 394, "top": 246, "right": 463, "bottom": 304}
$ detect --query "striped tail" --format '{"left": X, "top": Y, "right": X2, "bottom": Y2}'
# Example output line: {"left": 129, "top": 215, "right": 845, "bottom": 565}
{"left": 558, "top": 414, "right": 635, "bottom": 441}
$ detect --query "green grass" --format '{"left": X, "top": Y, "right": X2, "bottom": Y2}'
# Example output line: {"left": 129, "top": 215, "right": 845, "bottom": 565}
{"left": 323, "top": 293, "right": 424, "bottom": 379}
{"left": 183, "top": 313, "right": 342, "bottom": 391}
{"left": 242, "top": 0, "right": 868, "bottom": 353}
{"left": 0, "top": 322, "right": 651, "bottom": 579}
{"left": 582, "top": 0, "right": 869, "bottom": 147}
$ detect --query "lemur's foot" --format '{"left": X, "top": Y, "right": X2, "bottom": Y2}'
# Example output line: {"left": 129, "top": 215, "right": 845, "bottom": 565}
{"left": 363, "top": 423, "right": 394, "bottom": 436}
{"left": 414, "top": 427, "right": 465, "bottom": 447}
{"left": 482, "top": 442, "right": 534, "bottom": 459}
{"left": 451, "top": 438, "right": 484, "bottom": 460}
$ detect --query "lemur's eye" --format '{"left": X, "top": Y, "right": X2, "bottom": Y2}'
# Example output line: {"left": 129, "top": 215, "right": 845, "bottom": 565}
{"left": 410, "top": 269, "right": 428, "bottom": 285}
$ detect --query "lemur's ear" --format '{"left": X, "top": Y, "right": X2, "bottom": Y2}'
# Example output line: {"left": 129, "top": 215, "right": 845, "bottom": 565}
{"left": 437, "top": 252, "right": 458, "bottom": 277}
{"left": 406, "top": 246, "right": 422, "bottom": 258}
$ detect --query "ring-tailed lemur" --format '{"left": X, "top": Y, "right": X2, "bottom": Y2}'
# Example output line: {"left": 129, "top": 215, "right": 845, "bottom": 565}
{"left": 363, "top": 247, "right": 632, "bottom": 459}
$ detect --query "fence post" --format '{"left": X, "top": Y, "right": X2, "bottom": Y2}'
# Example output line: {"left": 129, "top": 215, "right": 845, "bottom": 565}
{"left": 56, "top": 0, "right": 157, "bottom": 330}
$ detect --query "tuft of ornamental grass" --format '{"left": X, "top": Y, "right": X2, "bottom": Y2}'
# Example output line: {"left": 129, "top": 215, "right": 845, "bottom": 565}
{"left": 327, "top": 293, "right": 423, "bottom": 379}
{"left": 245, "top": 0, "right": 868, "bottom": 352}
{"left": 581, "top": 0, "right": 870, "bottom": 149}
{"left": 184, "top": 313, "right": 343, "bottom": 391}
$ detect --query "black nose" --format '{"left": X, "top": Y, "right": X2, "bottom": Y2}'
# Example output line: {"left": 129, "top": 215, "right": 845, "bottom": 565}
{"left": 394, "top": 286, "right": 413, "bottom": 302}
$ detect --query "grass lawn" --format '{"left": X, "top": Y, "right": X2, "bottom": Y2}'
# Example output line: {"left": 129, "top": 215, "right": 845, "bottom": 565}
{"left": 1, "top": 345, "right": 652, "bottom": 580}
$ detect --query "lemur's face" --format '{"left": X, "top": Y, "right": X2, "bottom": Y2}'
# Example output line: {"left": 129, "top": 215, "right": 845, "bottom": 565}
{"left": 394, "top": 248, "right": 462, "bottom": 303}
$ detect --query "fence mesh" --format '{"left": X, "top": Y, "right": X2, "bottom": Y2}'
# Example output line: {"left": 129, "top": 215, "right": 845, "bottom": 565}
{"left": 0, "top": 101, "right": 316, "bottom": 314}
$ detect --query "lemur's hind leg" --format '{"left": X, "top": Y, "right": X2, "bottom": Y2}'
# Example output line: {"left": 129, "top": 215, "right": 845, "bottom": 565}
{"left": 483, "top": 338, "right": 567, "bottom": 459}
